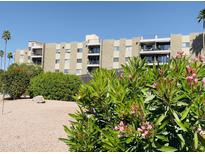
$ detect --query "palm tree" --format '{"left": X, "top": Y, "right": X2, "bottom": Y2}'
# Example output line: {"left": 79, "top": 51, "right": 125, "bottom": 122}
{"left": 197, "top": 9, "right": 205, "bottom": 53}
{"left": 0, "top": 50, "right": 4, "bottom": 70}
{"left": 2, "top": 30, "right": 11, "bottom": 115}
{"left": 2, "top": 30, "right": 11, "bottom": 70}
{"left": 7, "top": 52, "right": 13, "bottom": 66}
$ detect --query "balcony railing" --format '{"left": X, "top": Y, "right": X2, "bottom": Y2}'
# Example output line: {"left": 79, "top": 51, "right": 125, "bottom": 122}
{"left": 88, "top": 48, "right": 100, "bottom": 54}
{"left": 88, "top": 60, "right": 100, "bottom": 65}
{"left": 141, "top": 46, "right": 170, "bottom": 51}
{"left": 87, "top": 40, "right": 101, "bottom": 46}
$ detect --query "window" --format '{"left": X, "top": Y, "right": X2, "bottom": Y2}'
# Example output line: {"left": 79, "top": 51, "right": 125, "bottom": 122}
{"left": 76, "top": 69, "right": 81, "bottom": 75}
{"left": 125, "top": 46, "right": 132, "bottom": 52}
{"left": 29, "top": 47, "right": 31, "bottom": 51}
{"left": 157, "top": 55, "right": 169, "bottom": 63}
{"left": 64, "top": 69, "right": 69, "bottom": 74}
{"left": 182, "top": 42, "right": 190, "bottom": 48}
{"left": 125, "top": 57, "right": 130, "bottom": 62}
{"left": 55, "top": 59, "right": 60, "bottom": 64}
{"left": 56, "top": 49, "right": 61, "bottom": 54}
{"left": 28, "top": 56, "right": 31, "bottom": 60}
{"left": 77, "top": 59, "right": 82, "bottom": 63}
{"left": 113, "top": 57, "right": 119, "bottom": 62}
{"left": 64, "top": 59, "right": 70, "bottom": 64}
{"left": 77, "top": 48, "right": 83, "bottom": 53}
{"left": 114, "top": 46, "right": 120, "bottom": 51}
{"left": 55, "top": 69, "right": 59, "bottom": 72}
{"left": 65, "top": 49, "right": 71, "bottom": 53}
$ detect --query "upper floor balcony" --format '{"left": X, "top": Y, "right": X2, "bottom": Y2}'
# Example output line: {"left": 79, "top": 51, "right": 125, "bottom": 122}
{"left": 88, "top": 47, "right": 100, "bottom": 56}
{"left": 31, "top": 48, "right": 43, "bottom": 57}
{"left": 140, "top": 42, "right": 170, "bottom": 55}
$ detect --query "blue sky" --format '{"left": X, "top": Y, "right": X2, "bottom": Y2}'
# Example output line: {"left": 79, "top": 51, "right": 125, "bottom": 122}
{"left": 0, "top": 1, "right": 204, "bottom": 56}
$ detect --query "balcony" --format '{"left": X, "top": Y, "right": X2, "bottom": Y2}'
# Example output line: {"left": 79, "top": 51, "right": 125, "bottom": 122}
{"left": 88, "top": 47, "right": 100, "bottom": 56}
{"left": 141, "top": 54, "right": 170, "bottom": 65}
{"left": 31, "top": 48, "right": 43, "bottom": 57}
{"left": 140, "top": 42, "right": 170, "bottom": 55}
{"left": 31, "top": 57, "right": 42, "bottom": 65}
{"left": 87, "top": 60, "right": 100, "bottom": 67}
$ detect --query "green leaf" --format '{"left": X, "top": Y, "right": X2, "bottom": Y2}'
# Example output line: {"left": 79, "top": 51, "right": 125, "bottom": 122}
{"left": 158, "top": 146, "right": 178, "bottom": 152}
{"left": 181, "top": 107, "right": 190, "bottom": 120}
{"left": 172, "top": 111, "right": 187, "bottom": 132}
{"left": 144, "top": 94, "right": 155, "bottom": 103}
{"left": 177, "top": 134, "right": 185, "bottom": 148}
{"left": 155, "top": 114, "right": 166, "bottom": 126}
{"left": 194, "top": 131, "right": 198, "bottom": 150}
{"left": 156, "top": 134, "right": 169, "bottom": 142}
{"left": 176, "top": 101, "right": 188, "bottom": 107}
{"left": 159, "top": 120, "right": 169, "bottom": 130}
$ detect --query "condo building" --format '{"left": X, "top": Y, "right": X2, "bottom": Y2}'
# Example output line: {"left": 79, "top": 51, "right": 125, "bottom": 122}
{"left": 14, "top": 33, "right": 204, "bottom": 75}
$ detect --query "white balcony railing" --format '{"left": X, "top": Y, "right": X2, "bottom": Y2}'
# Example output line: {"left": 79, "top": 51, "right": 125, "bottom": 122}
{"left": 140, "top": 50, "right": 170, "bottom": 55}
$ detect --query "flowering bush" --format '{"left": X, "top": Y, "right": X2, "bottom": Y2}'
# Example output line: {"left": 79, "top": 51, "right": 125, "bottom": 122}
{"left": 61, "top": 54, "right": 205, "bottom": 151}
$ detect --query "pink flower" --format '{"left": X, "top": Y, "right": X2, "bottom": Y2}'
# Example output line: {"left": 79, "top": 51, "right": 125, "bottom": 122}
{"left": 176, "top": 51, "right": 184, "bottom": 58}
{"left": 194, "top": 78, "right": 198, "bottom": 84}
{"left": 186, "top": 66, "right": 195, "bottom": 74}
{"left": 147, "top": 124, "right": 153, "bottom": 130}
{"left": 114, "top": 121, "right": 126, "bottom": 132}
{"left": 186, "top": 76, "right": 193, "bottom": 82}
{"left": 137, "top": 122, "right": 153, "bottom": 139}
{"left": 143, "top": 131, "right": 149, "bottom": 136}
{"left": 141, "top": 126, "right": 145, "bottom": 130}
{"left": 137, "top": 128, "right": 142, "bottom": 132}
{"left": 192, "top": 73, "right": 197, "bottom": 78}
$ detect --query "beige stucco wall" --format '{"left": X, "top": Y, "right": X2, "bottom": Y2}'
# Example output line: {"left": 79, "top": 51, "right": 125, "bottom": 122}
{"left": 44, "top": 44, "right": 56, "bottom": 72}
{"left": 170, "top": 34, "right": 182, "bottom": 58}
{"left": 14, "top": 50, "right": 20, "bottom": 64}
{"left": 132, "top": 37, "right": 141, "bottom": 58}
{"left": 82, "top": 42, "right": 88, "bottom": 74}
{"left": 101, "top": 39, "right": 114, "bottom": 69}
{"left": 70, "top": 43, "right": 77, "bottom": 74}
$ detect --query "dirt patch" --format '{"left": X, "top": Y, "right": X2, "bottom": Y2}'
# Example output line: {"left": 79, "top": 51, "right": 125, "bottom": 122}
{"left": 0, "top": 98, "right": 78, "bottom": 152}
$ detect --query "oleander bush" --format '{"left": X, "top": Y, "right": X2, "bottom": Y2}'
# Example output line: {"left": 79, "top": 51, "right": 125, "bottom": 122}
{"left": 61, "top": 53, "right": 205, "bottom": 152}
{"left": 28, "top": 72, "right": 82, "bottom": 101}
{"left": 2, "top": 63, "right": 43, "bottom": 99}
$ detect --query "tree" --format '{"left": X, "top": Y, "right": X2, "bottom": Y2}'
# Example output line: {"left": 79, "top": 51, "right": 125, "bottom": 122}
{"left": 7, "top": 52, "right": 13, "bottom": 66}
{"left": 2, "top": 30, "right": 11, "bottom": 70}
{"left": 1, "top": 30, "right": 11, "bottom": 115}
{"left": 197, "top": 8, "right": 205, "bottom": 53}
{"left": 0, "top": 50, "right": 4, "bottom": 70}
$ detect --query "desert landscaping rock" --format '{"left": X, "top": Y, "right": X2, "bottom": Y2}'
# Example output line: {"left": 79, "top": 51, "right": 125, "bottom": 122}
{"left": 0, "top": 98, "right": 78, "bottom": 152}
{"left": 32, "top": 96, "right": 45, "bottom": 103}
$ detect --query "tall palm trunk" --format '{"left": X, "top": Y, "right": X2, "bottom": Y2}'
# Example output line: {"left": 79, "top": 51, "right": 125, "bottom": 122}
{"left": 3, "top": 42, "right": 7, "bottom": 72}
{"left": 2, "top": 40, "right": 7, "bottom": 115}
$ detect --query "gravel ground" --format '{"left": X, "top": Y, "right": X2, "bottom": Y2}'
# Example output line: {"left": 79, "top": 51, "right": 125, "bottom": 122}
{"left": 0, "top": 98, "right": 78, "bottom": 152}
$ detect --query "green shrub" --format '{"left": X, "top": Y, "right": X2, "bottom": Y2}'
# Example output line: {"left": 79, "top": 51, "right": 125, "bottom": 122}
{"left": 61, "top": 54, "right": 205, "bottom": 152}
{"left": 28, "top": 72, "right": 82, "bottom": 101}
{"left": 2, "top": 63, "right": 43, "bottom": 99}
